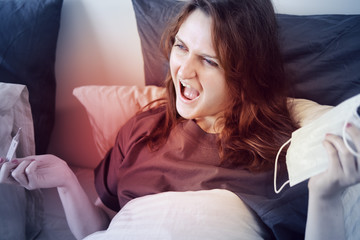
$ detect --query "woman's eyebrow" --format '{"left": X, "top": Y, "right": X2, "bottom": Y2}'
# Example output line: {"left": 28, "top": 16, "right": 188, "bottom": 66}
{"left": 174, "top": 36, "right": 186, "bottom": 45}
{"left": 174, "top": 35, "right": 218, "bottom": 60}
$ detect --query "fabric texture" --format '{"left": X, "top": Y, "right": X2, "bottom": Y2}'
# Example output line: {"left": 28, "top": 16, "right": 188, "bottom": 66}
{"left": 94, "top": 106, "right": 309, "bottom": 239}
{"left": 0, "top": 0, "right": 64, "bottom": 154}
{"left": 83, "top": 189, "right": 270, "bottom": 240}
{"left": 0, "top": 83, "right": 43, "bottom": 240}
{"left": 131, "top": 0, "right": 360, "bottom": 106}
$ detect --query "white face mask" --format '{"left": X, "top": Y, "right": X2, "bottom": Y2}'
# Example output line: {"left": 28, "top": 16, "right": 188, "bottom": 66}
{"left": 274, "top": 94, "right": 360, "bottom": 193}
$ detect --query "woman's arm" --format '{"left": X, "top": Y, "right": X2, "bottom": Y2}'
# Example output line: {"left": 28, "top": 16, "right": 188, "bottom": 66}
{"left": 305, "top": 124, "right": 360, "bottom": 240}
{"left": 0, "top": 154, "right": 111, "bottom": 239}
{"left": 57, "top": 170, "right": 111, "bottom": 239}
{"left": 306, "top": 189, "right": 344, "bottom": 239}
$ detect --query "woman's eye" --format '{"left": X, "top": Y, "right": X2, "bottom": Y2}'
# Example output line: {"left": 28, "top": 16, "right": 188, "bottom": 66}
{"left": 204, "top": 58, "right": 218, "bottom": 67}
{"left": 174, "top": 44, "right": 186, "bottom": 51}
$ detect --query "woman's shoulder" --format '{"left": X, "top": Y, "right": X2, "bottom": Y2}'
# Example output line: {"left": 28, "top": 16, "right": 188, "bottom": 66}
{"left": 116, "top": 106, "right": 166, "bottom": 146}
{"left": 132, "top": 106, "right": 166, "bottom": 128}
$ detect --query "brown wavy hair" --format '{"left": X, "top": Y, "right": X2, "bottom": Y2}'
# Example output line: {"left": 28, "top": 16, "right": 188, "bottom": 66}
{"left": 146, "top": 0, "right": 298, "bottom": 172}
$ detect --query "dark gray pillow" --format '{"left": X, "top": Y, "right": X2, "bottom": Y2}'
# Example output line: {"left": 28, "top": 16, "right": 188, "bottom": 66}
{"left": 0, "top": 0, "right": 64, "bottom": 154}
{"left": 132, "top": 0, "right": 183, "bottom": 86}
{"left": 277, "top": 14, "right": 360, "bottom": 105}
{"left": 132, "top": 0, "right": 360, "bottom": 106}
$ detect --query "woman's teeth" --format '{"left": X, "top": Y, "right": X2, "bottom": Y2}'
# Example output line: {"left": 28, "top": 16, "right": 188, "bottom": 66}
{"left": 181, "top": 81, "right": 192, "bottom": 89}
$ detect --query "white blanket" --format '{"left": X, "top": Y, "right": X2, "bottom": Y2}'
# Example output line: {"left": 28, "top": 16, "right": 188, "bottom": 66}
{"left": 84, "top": 189, "right": 270, "bottom": 240}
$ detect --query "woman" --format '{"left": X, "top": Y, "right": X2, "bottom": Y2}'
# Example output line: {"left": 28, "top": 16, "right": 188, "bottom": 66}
{"left": 1, "top": 0, "right": 359, "bottom": 239}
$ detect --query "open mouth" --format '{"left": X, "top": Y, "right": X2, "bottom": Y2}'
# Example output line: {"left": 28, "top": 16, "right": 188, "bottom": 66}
{"left": 180, "top": 80, "right": 200, "bottom": 101}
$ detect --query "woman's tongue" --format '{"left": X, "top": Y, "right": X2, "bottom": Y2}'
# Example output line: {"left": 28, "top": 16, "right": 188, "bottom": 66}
{"left": 182, "top": 86, "right": 200, "bottom": 100}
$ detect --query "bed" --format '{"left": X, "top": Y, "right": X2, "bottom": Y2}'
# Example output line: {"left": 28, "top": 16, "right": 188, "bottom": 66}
{"left": 0, "top": 0, "right": 359, "bottom": 239}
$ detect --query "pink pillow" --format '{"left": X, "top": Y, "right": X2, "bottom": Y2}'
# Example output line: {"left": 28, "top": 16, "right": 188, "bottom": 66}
{"left": 73, "top": 85, "right": 166, "bottom": 157}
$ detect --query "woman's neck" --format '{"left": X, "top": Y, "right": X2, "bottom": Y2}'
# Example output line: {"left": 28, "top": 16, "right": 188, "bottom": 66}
{"left": 194, "top": 117, "right": 223, "bottom": 134}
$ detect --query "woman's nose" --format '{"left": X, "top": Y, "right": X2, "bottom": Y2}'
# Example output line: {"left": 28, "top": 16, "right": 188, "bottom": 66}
{"left": 178, "top": 56, "right": 196, "bottom": 80}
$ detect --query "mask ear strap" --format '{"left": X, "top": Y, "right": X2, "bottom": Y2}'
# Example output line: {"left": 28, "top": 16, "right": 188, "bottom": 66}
{"left": 274, "top": 138, "right": 291, "bottom": 194}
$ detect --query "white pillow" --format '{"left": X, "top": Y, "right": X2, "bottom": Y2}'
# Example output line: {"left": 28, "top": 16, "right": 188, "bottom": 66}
{"left": 83, "top": 189, "right": 270, "bottom": 240}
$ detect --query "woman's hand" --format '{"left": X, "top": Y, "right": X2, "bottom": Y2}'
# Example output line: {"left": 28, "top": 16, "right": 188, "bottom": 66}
{"left": 309, "top": 123, "right": 360, "bottom": 199}
{"left": 1, "top": 154, "right": 110, "bottom": 239}
{"left": 0, "top": 154, "right": 75, "bottom": 190}
{"left": 305, "top": 123, "right": 359, "bottom": 240}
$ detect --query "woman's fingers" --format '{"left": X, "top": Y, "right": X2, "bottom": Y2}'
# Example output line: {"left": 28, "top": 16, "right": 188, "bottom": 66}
{"left": 0, "top": 155, "right": 69, "bottom": 190}
{"left": 24, "top": 159, "right": 41, "bottom": 190}
{"left": 325, "top": 133, "right": 356, "bottom": 173}
{"left": 325, "top": 131, "right": 360, "bottom": 186}
{"left": 10, "top": 158, "right": 35, "bottom": 187}
{"left": 322, "top": 138, "right": 342, "bottom": 173}
{"left": 0, "top": 157, "right": 38, "bottom": 188}
{"left": 0, "top": 159, "right": 20, "bottom": 184}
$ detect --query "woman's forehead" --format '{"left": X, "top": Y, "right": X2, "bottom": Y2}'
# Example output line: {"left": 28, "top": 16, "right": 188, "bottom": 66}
{"left": 176, "top": 9, "right": 216, "bottom": 57}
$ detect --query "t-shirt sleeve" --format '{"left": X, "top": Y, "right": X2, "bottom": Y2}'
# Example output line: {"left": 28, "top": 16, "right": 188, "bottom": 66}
{"left": 94, "top": 117, "right": 135, "bottom": 212}
{"left": 93, "top": 107, "right": 164, "bottom": 212}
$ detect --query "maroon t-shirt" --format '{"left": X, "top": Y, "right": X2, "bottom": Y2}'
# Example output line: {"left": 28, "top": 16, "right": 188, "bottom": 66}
{"left": 94, "top": 107, "right": 308, "bottom": 239}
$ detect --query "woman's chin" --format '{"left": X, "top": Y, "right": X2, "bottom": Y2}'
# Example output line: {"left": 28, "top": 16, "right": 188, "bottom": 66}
{"left": 176, "top": 100, "right": 195, "bottom": 120}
